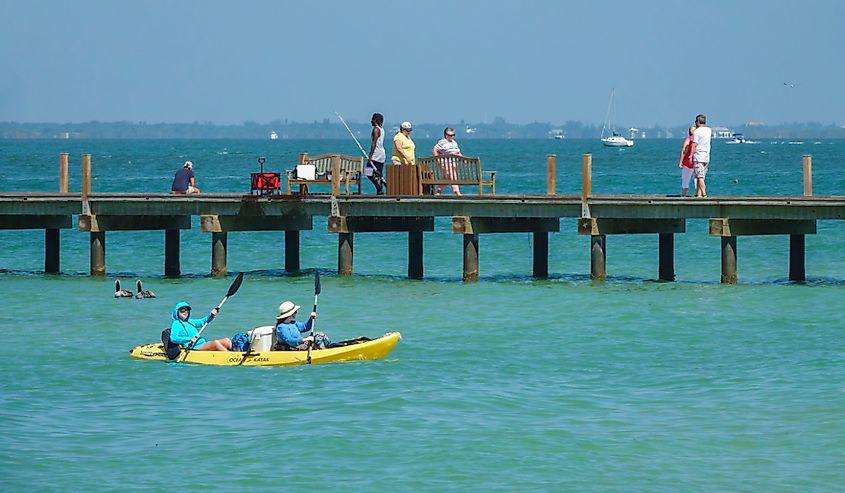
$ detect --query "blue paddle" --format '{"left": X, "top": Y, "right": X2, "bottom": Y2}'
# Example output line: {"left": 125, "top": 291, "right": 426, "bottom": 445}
{"left": 177, "top": 272, "right": 244, "bottom": 362}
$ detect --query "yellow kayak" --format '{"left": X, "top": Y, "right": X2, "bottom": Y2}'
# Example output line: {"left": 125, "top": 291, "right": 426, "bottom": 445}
{"left": 129, "top": 332, "right": 401, "bottom": 366}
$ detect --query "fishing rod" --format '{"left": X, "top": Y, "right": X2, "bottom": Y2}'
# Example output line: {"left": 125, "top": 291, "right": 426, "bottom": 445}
{"left": 334, "top": 112, "right": 385, "bottom": 184}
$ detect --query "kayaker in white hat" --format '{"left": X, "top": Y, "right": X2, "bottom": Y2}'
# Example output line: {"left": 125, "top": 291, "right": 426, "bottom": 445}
{"left": 273, "top": 300, "right": 329, "bottom": 350}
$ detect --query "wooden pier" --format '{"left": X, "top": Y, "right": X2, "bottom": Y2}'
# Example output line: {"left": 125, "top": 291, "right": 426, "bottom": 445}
{"left": 1, "top": 153, "right": 843, "bottom": 283}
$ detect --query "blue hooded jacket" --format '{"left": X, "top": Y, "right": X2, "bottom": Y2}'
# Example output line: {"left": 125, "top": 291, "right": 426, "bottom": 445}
{"left": 169, "top": 301, "right": 215, "bottom": 348}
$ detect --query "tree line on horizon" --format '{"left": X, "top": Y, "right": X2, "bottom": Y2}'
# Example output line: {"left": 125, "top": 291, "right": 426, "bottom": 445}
{"left": 1, "top": 119, "right": 844, "bottom": 140}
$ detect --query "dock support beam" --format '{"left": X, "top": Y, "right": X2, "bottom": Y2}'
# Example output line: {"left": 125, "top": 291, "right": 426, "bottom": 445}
{"left": 658, "top": 233, "right": 675, "bottom": 281}
{"left": 533, "top": 231, "right": 548, "bottom": 278}
{"left": 590, "top": 235, "right": 606, "bottom": 280}
{"left": 721, "top": 236, "right": 738, "bottom": 284}
{"left": 165, "top": 229, "right": 181, "bottom": 277}
{"left": 45, "top": 229, "right": 60, "bottom": 273}
{"left": 285, "top": 230, "right": 300, "bottom": 273}
{"left": 408, "top": 231, "right": 423, "bottom": 279}
{"left": 789, "top": 234, "right": 805, "bottom": 282}
{"left": 90, "top": 232, "right": 105, "bottom": 276}
{"left": 211, "top": 232, "right": 227, "bottom": 277}
{"left": 338, "top": 232, "right": 353, "bottom": 276}
{"left": 463, "top": 234, "right": 479, "bottom": 282}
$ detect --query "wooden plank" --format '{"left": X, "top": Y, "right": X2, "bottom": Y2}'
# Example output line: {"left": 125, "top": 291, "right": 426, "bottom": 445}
{"left": 79, "top": 214, "right": 191, "bottom": 232}
{"left": 452, "top": 216, "right": 560, "bottom": 234}
{"left": 578, "top": 218, "right": 685, "bottom": 235}
{"left": 0, "top": 215, "right": 72, "bottom": 229}
{"left": 328, "top": 216, "right": 434, "bottom": 233}
{"left": 709, "top": 218, "right": 816, "bottom": 236}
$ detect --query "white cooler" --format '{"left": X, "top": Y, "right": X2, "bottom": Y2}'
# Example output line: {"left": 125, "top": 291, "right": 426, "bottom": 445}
{"left": 248, "top": 326, "right": 275, "bottom": 352}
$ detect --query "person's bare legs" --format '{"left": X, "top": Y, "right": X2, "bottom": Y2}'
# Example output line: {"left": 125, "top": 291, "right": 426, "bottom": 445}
{"left": 196, "top": 338, "right": 232, "bottom": 351}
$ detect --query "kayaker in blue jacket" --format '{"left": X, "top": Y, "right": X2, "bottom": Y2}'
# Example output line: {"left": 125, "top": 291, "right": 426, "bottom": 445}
{"left": 274, "top": 300, "right": 329, "bottom": 350}
{"left": 170, "top": 301, "right": 232, "bottom": 351}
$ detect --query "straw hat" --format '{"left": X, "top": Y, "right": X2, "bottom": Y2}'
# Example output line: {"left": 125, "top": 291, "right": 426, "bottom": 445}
{"left": 276, "top": 300, "right": 300, "bottom": 320}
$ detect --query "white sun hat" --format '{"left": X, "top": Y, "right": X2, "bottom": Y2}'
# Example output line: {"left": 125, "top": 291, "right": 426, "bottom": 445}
{"left": 276, "top": 300, "right": 301, "bottom": 320}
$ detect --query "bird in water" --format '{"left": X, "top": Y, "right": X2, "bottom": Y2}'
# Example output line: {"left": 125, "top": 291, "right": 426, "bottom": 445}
{"left": 135, "top": 279, "right": 156, "bottom": 299}
{"left": 114, "top": 279, "right": 134, "bottom": 298}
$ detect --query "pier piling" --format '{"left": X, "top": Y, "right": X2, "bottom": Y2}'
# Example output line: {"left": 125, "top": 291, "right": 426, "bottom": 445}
{"left": 90, "top": 232, "right": 105, "bottom": 276}
{"left": 284, "top": 230, "right": 300, "bottom": 273}
{"left": 408, "top": 231, "right": 424, "bottom": 279}
{"left": 462, "top": 234, "right": 479, "bottom": 282}
{"left": 211, "top": 232, "right": 227, "bottom": 277}
{"left": 590, "top": 234, "right": 606, "bottom": 280}
{"left": 165, "top": 229, "right": 181, "bottom": 277}
{"left": 720, "top": 236, "right": 738, "bottom": 284}
{"left": 658, "top": 233, "right": 675, "bottom": 281}
{"left": 533, "top": 231, "right": 549, "bottom": 278}
{"left": 338, "top": 232, "right": 353, "bottom": 276}
{"left": 45, "top": 229, "right": 60, "bottom": 273}
{"left": 789, "top": 234, "right": 806, "bottom": 282}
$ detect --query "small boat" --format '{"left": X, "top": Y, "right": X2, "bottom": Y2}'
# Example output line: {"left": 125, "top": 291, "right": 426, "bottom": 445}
{"left": 725, "top": 133, "right": 758, "bottom": 144}
{"left": 129, "top": 331, "right": 401, "bottom": 366}
{"left": 600, "top": 89, "right": 634, "bottom": 147}
{"left": 270, "top": 131, "right": 279, "bottom": 140}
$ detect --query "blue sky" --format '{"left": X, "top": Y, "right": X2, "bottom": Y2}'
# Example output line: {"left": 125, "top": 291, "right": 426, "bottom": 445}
{"left": 1, "top": 0, "right": 843, "bottom": 127}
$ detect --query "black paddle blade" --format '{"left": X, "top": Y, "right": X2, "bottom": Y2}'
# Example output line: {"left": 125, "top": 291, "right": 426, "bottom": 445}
{"left": 314, "top": 271, "right": 321, "bottom": 295}
{"left": 227, "top": 272, "right": 244, "bottom": 297}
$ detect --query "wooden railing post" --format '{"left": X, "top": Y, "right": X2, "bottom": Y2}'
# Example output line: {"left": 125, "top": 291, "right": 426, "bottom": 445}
{"left": 582, "top": 153, "right": 592, "bottom": 201}
{"left": 803, "top": 155, "right": 812, "bottom": 196}
{"left": 330, "top": 155, "right": 341, "bottom": 196}
{"left": 546, "top": 154, "right": 556, "bottom": 195}
{"left": 81, "top": 154, "right": 92, "bottom": 215}
{"left": 59, "top": 153, "right": 69, "bottom": 192}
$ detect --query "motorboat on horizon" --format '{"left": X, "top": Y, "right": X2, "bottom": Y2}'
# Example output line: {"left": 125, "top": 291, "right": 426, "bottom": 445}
{"left": 725, "top": 133, "right": 758, "bottom": 144}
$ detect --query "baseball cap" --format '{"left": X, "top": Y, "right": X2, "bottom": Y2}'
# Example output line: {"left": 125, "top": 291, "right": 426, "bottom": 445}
{"left": 400, "top": 121, "right": 412, "bottom": 131}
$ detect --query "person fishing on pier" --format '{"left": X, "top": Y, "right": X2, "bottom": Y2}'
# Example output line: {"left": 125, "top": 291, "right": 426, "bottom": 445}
{"left": 367, "top": 112, "right": 387, "bottom": 194}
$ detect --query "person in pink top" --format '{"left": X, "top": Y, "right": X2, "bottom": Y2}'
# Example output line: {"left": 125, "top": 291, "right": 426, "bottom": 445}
{"left": 678, "top": 125, "right": 696, "bottom": 197}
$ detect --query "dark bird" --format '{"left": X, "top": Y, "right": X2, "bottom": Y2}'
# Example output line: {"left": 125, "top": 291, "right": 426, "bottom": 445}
{"left": 135, "top": 280, "right": 156, "bottom": 299}
{"left": 783, "top": 82, "right": 797, "bottom": 88}
{"left": 114, "top": 279, "right": 134, "bottom": 298}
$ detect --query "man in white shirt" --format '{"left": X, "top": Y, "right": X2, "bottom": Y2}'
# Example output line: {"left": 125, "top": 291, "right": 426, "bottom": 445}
{"left": 689, "top": 114, "right": 712, "bottom": 198}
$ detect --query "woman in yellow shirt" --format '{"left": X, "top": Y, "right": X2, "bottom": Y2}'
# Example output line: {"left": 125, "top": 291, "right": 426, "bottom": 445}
{"left": 391, "top": 121, "right": 416, "bottom": 165}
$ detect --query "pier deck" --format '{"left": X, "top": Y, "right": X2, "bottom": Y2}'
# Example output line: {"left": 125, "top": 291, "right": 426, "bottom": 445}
{"left": 2, "top": 192, "right": 844, "bottom": 282}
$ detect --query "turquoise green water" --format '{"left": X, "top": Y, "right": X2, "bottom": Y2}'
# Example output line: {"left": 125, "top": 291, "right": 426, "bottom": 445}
{"left": 1, "top": 139, "right": 844, "bottom": 491}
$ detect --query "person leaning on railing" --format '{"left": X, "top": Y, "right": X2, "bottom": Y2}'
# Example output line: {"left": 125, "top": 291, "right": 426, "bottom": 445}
{"left": 432, "top": 127, "right": 462, "bottom": 196}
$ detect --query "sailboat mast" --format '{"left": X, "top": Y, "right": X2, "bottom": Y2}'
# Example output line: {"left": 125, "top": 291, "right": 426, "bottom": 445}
{"left": 601, "top": 88, "right": 615, "bottom": 139}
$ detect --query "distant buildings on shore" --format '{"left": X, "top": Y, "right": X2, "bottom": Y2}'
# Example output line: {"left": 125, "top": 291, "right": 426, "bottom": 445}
{"left": 1, "top": 120, "right": 843, "bottom": 140}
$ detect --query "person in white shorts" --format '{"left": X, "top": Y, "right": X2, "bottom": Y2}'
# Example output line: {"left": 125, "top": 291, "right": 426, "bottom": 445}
{"left": 689, "top": 114, "right": 712, "bottom": 198}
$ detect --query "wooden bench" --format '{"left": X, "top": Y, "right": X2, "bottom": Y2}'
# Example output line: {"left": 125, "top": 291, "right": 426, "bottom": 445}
{"left": 416, "top": 155, "right": 496, "bottom": 195}
{"left": 286, "top": 153, "right": 364, "bottom": 195}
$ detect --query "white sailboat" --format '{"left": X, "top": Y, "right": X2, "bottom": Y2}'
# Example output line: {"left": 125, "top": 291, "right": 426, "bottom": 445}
{"left": 600, "top": 89, "right": 633, "bottom": 147}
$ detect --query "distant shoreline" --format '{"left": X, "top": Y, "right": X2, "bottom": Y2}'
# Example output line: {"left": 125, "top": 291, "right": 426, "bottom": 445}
{"left": 2, "top": 120, "right": 844, "bottom": 140}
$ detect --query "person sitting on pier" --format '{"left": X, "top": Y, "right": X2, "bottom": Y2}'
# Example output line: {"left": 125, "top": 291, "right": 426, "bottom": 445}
{"left": 169, "top": 301, "right": 232, "bottom": 351}
{"left": 171, "top": 160, "right": 201, "bottom": 194}
{"left": 273, "top": 300, "right": 329, "bottom": 350}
